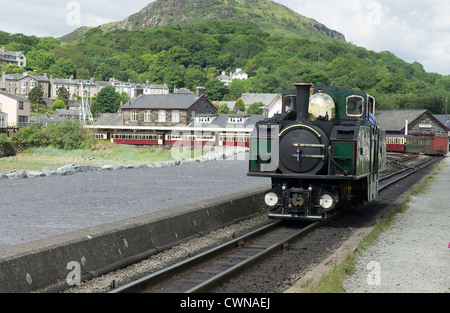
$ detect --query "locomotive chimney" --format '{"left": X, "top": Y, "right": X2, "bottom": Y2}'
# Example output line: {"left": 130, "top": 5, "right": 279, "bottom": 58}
{"left": 294, "top": 82, "right": 313, "bottom": 121}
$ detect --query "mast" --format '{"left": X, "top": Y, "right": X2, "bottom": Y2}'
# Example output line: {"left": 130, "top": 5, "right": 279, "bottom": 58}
{"left": 80, "top": 81, "right": 94, "bottom": 124}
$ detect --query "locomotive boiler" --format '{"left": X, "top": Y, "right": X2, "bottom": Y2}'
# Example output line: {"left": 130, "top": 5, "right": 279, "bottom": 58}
{"left": 248, "top": 82, "right": 385, "bottom": 220}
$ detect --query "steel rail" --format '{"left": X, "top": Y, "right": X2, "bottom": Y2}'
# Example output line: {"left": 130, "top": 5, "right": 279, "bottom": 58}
{"left": 109, "top": 221, "right": 282, "bottom": 293}
{"left": 379, "top": 157, "right": 441, "bottom": 191}
{"left": 185, "top": 220, "right": 320, "bottom": 293}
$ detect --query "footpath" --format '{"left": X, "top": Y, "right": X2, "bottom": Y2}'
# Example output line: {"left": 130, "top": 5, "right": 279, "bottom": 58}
{"left": 287, "top": 155, "right": 449, "bottom": 293}
{"left": 343, "top": 156, "right": 449, "bottom": 293}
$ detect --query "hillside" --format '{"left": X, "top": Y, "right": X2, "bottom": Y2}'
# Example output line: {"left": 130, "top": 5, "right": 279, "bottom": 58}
{"left": 61, "top": 0, "right": 345, "bottom": 43}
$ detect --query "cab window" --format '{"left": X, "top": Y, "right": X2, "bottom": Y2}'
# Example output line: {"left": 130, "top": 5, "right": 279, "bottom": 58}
{"left": 346, "top": 96, "right": 364, "bottom": 116}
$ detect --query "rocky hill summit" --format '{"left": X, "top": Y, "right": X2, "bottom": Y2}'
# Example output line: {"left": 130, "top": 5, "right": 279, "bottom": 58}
{"left": 62, "top": 0, "right": 345, "bottom": 42}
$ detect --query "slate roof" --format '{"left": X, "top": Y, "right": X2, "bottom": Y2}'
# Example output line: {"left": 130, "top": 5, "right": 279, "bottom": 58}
{"left": 2, "top": 73, "right": 49, "bottom": 82}
{"left": 121, "top": 94, "right": 204, "bottom": 110}
{"left": 434, "top": 115, "right": 450, "bottom": 130}
{"left": 376, "top": 110, "right": 427, "bottom": 132}
{"left": 94, "top": 113, "right": 123, "bottom": 126}
{"left": 0, "top": 90, "right": 29, "bottom": 102}
{"left": 241, "top": 93, "right": 280, "bottom": 108}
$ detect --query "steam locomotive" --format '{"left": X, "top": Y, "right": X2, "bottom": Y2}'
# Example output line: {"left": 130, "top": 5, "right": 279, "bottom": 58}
{"left": 248, "top": 83, "right": 386, "bottom": 220}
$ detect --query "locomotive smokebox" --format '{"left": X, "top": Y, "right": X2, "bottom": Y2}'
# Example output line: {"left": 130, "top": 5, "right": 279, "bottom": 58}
{"left": 294, "top": 82, "right": 314, "bottom": 121}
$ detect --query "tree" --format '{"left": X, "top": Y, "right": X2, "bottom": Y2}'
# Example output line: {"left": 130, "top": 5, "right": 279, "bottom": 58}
{"left": 236, "top": 98, "right": 245, "bottom": 112}
{"left": 28, "top": 86, "right": 44, "bottom": 105}
{"left": 204, "top": 79, "right": 228, "bottom": 101}
{"left": 50, "top": 99, "right": 65, "bottom": 112}
{"left": 247, "top": 102, "right": 264, "bottom": 114}
{"left": 49, "top": 58, "right": 77, "bottom": 78}
{"left": 95, "top": 86, "right": 121, "bottom": 113}
{"left": 57, "top": 86, "right": 70, "bottom": 105}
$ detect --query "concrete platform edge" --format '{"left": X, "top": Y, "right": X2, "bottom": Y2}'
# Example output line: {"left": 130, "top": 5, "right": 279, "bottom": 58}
{"left": 0, "top": 186, "right": 269, "bottom": 293}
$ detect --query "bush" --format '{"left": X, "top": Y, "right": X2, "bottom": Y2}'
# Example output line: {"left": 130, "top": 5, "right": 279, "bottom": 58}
{"left": 10, "top": 120, "right": 92, "bottom": 151}
{"left": 43, "top": 120, "right": 92, "bottom": 150}
{"left": 10, "top": 124, "right": 45, "bottom": 150}
{"left": 0, "top": 133, "right": 16, "bottom": 157}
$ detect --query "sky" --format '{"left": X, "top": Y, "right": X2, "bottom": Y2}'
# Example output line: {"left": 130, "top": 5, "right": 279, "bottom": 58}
{"left": 0, "top": 0, "right": 449, "bottom": 76}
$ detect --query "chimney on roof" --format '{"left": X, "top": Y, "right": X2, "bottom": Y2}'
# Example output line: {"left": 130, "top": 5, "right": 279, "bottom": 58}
{"left": 134, "top": 86, "right": 143, "bottom": 97}
{"left": 196, "top": 86, "right": 206, "bottom": 97}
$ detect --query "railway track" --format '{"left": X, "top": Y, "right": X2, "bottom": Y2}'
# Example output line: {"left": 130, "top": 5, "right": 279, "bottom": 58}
{"left": 379, "top": 155, "right": 442, "bottom": 191}
{"left": 110, "top": 219, "right": 326, "bottom": 293}
{"left": 108, "top": 154, "right": 442, "bottom": 294}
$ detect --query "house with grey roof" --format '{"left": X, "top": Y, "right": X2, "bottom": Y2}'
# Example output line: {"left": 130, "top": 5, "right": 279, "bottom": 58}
{"left": 120, "top": 91, "right": 217, "bottom": 127}
{"left": 0, "top": 71, "right": 50, "bottom": 98}
{"left": 240, "top": 93, "right": 282, "bottom": 117}
{"left": 50, "top": 75, "right": 112, "bottom": 100}
{"left": 0, "top": 47, "right": 26, "bottom": 67}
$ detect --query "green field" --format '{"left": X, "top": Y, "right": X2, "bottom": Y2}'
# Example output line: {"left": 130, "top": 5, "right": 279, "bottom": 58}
{"left": 0, "top": 142, "right": 190, "bottom": 173}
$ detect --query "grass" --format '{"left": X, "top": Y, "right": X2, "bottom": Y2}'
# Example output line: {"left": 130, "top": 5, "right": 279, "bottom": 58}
{"left": 0, "top": 141, "right": 206, "bottom": 173}
{"left": 310, "top": 162, "right": 445, "bottom": 293}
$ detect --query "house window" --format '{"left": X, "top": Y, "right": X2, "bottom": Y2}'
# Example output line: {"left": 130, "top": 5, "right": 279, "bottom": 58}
{"left": 229, "top": 117, "right": 244, "bottom": 124}
{"left": 0, "top": 114, "right": 6, "bottom": 128}
{"left": 19, "top": 102, "right": 24, "bottom": 110}
{"left": 158, "top": 110, "right": 166, "bottom": 123}
{"left": 18, "top": 115, "right": 28, "bottom": 127}
{"left": 144, "top": 110, "right": 152, "bottom": 122}
{"left": 172, "top": 110, "right": 180, "bottom": 123}
{"left": 198, "top": 117, "right": 211, "bottom": 123}
{"left": 131, "top": 110, "right": 138, "bottom": 122}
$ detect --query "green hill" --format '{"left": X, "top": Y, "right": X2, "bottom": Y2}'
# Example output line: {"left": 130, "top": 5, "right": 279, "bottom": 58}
{"left": 1, "top": 1, "right": 449, "bottom": 114}
{"left": 61, "top": 0, "right": 345, "bottom": 43}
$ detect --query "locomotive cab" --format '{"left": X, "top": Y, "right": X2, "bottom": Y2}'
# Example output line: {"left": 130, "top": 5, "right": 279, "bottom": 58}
{"left": 249, "top": 83, "right": 385, "bottom": 220}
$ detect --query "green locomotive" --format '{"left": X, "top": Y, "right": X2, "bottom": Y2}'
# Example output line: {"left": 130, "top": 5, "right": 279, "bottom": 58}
{"left": 248, "top": 83, "right": 386, "bottom": 220}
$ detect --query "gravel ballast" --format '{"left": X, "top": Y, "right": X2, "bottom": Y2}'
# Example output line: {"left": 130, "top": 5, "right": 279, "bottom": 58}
{"left": 343, "top": 156, "right": 450, "bottom": 293}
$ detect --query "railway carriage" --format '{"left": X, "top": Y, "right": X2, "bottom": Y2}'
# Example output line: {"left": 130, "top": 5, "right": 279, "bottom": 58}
{"left": 248, "top": 82, "right": 386, "bottom": 220}
{"left": 110, "top": 132, "right": 164, "bottom": 145}
{"left": 404, "top": 135, "right": 448, "bottom": 155}
{"left": 218, "top": 133, "right": 250, "bottom": 147}
{"left": 424, "top": 136, "right": 447, "bottom": 155}
{"left": 386, "top": 135, "right": 406, "bottom": 152}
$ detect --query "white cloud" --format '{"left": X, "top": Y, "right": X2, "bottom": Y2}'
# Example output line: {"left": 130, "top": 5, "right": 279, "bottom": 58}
{"left": 277, "top": 0, "right": 450, "bottom": 75}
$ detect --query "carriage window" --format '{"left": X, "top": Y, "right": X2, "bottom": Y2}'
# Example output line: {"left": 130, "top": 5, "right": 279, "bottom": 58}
{"left": 346, "top": 96, "right": 364, "bottom": 116}
{"left": 308, "top": 93, "right": 336, "bottom": 122}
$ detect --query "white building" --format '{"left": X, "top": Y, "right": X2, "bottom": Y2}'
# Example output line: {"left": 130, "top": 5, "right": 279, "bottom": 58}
{"left": 217, "top": 68, "right": 248, "bottom": 86}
